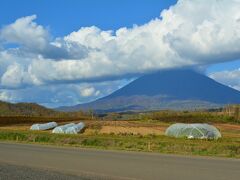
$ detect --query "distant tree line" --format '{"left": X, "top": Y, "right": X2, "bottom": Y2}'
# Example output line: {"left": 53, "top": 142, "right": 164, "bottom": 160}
{"left": 223, "top": 105, "right": 240, "bottom": 121}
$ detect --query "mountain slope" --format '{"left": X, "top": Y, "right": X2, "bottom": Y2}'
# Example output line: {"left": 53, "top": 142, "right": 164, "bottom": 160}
{"left": 61, "top": 69, "right": 240, "bottom": 112}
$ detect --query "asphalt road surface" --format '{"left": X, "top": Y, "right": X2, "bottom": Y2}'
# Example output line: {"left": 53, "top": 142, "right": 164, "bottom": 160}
{"left": 0, "top": 142, "right": 239, "bottom": 180}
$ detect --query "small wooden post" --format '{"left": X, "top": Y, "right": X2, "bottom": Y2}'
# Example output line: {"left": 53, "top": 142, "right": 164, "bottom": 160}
{"left": 148, "top": 141, "right": 151, "bottom": 151}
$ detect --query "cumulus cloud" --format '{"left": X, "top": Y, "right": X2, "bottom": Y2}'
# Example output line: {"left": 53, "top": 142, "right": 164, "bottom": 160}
{"left": 1, "top": 63, "right": 26, "bottom": 88}
{"left": 0, "top": 0, "right": 240, "bottom": 106}
{"left": 64, "top": 26, "right": 114, "bottom": 49}
{"left": 0, "top": 15, "right": 89, "bottom": 61}
{"left": 79, "top": 87, "right": 96, "bottom": 97}
{"left": 209, "top": 68, "right": 240, "bottom": 91}
{"left": 0, "top": 91, "right": 13, "bottom": 102}
{"left": 0, "top": 15, "right": 49, "bottom": 50}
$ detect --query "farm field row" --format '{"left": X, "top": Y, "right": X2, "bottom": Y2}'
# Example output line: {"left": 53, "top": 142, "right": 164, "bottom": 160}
{"left": 0, "top": 120, "right": 240, "bottom": 158}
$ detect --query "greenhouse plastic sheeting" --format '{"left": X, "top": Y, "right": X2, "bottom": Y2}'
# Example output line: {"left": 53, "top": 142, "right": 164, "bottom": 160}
{"left": 30, "top": 122, "right": 58, "bottom": 130}
{"left": 65, "top": 122, "right": 85, "bottom": 134}
{"left": 52, "top": 123, "right": 75, "bottom": 134}
{"left": 165, "top": 123, "right": 221, "bottom": 139}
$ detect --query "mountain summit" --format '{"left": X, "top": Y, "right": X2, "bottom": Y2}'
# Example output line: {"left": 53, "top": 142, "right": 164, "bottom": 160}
{"left": 61, "top": 69, "right": 240, "bottom": 112}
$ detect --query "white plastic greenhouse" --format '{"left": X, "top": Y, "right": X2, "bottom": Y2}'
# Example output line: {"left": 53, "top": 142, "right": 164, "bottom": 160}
{"left": 30, "top": 122, "right": 58, "bottom": 130}
{"left": 65, "top": 122, "right": 85, "bottom": 134}
{"left": 165, "top": 123, "right": 221, "bottom": 139}
{"left": 52, "top": 123, "right": 75, "bottom": 134}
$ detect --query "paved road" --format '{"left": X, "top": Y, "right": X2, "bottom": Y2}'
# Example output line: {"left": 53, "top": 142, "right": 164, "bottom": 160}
{"left": 0, "top": 142, "right": 239, "bottom": 180}
{"left": 0, "top": 163, "right": 91, "bottom": 180}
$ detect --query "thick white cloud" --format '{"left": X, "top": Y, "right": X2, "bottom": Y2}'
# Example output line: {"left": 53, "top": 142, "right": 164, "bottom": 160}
{"left": 164, "top": 0, "right": 240, "bottom": 64}
{"left": 1, "top": 63, "right": 28, "bottom": 88}
{"left": 209, "top": 68, "right": 240, "bottom": 91}
{"left": 0, "top": 91, "right": 13, "bottom": 102}
{"left": 79, "top": 87, "right": 96, "bottom": 97}
{"left": 64, "top": 26, "right": 114, "bottom": 49}
{"left": 0, "top": 0, "right": 240, "bottom": 106}
{"left": 0, "top": 15, "right": 49, "bottom": 50}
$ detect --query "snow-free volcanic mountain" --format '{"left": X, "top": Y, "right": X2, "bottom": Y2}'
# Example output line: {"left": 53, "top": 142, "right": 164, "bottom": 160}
{"left": 60, "top": 69, "right": 240, "bottom": 112}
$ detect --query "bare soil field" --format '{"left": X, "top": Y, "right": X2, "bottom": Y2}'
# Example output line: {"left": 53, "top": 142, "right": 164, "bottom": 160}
{"left": 100, "top": 126, "right": 165, "bottom": 135}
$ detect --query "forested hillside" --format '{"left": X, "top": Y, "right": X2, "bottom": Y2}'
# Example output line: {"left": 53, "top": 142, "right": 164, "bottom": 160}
{"left": 0, "top": 101, "right": 59, "bottom": 117}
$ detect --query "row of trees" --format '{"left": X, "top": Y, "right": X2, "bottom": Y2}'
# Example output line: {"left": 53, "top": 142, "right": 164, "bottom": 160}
{"left": 224, "top": 105, "right": 240, "bottom": 121}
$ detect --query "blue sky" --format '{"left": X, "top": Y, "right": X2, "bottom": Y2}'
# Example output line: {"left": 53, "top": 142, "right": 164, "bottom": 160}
{"left": 207, "top": 60, "right": 240, "bottom": 74}
{"left": 0, "top": 0, "right": 177, "bottom": 35}
{"left": 0, "top": 0, "right": 240, "bottom": 107}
